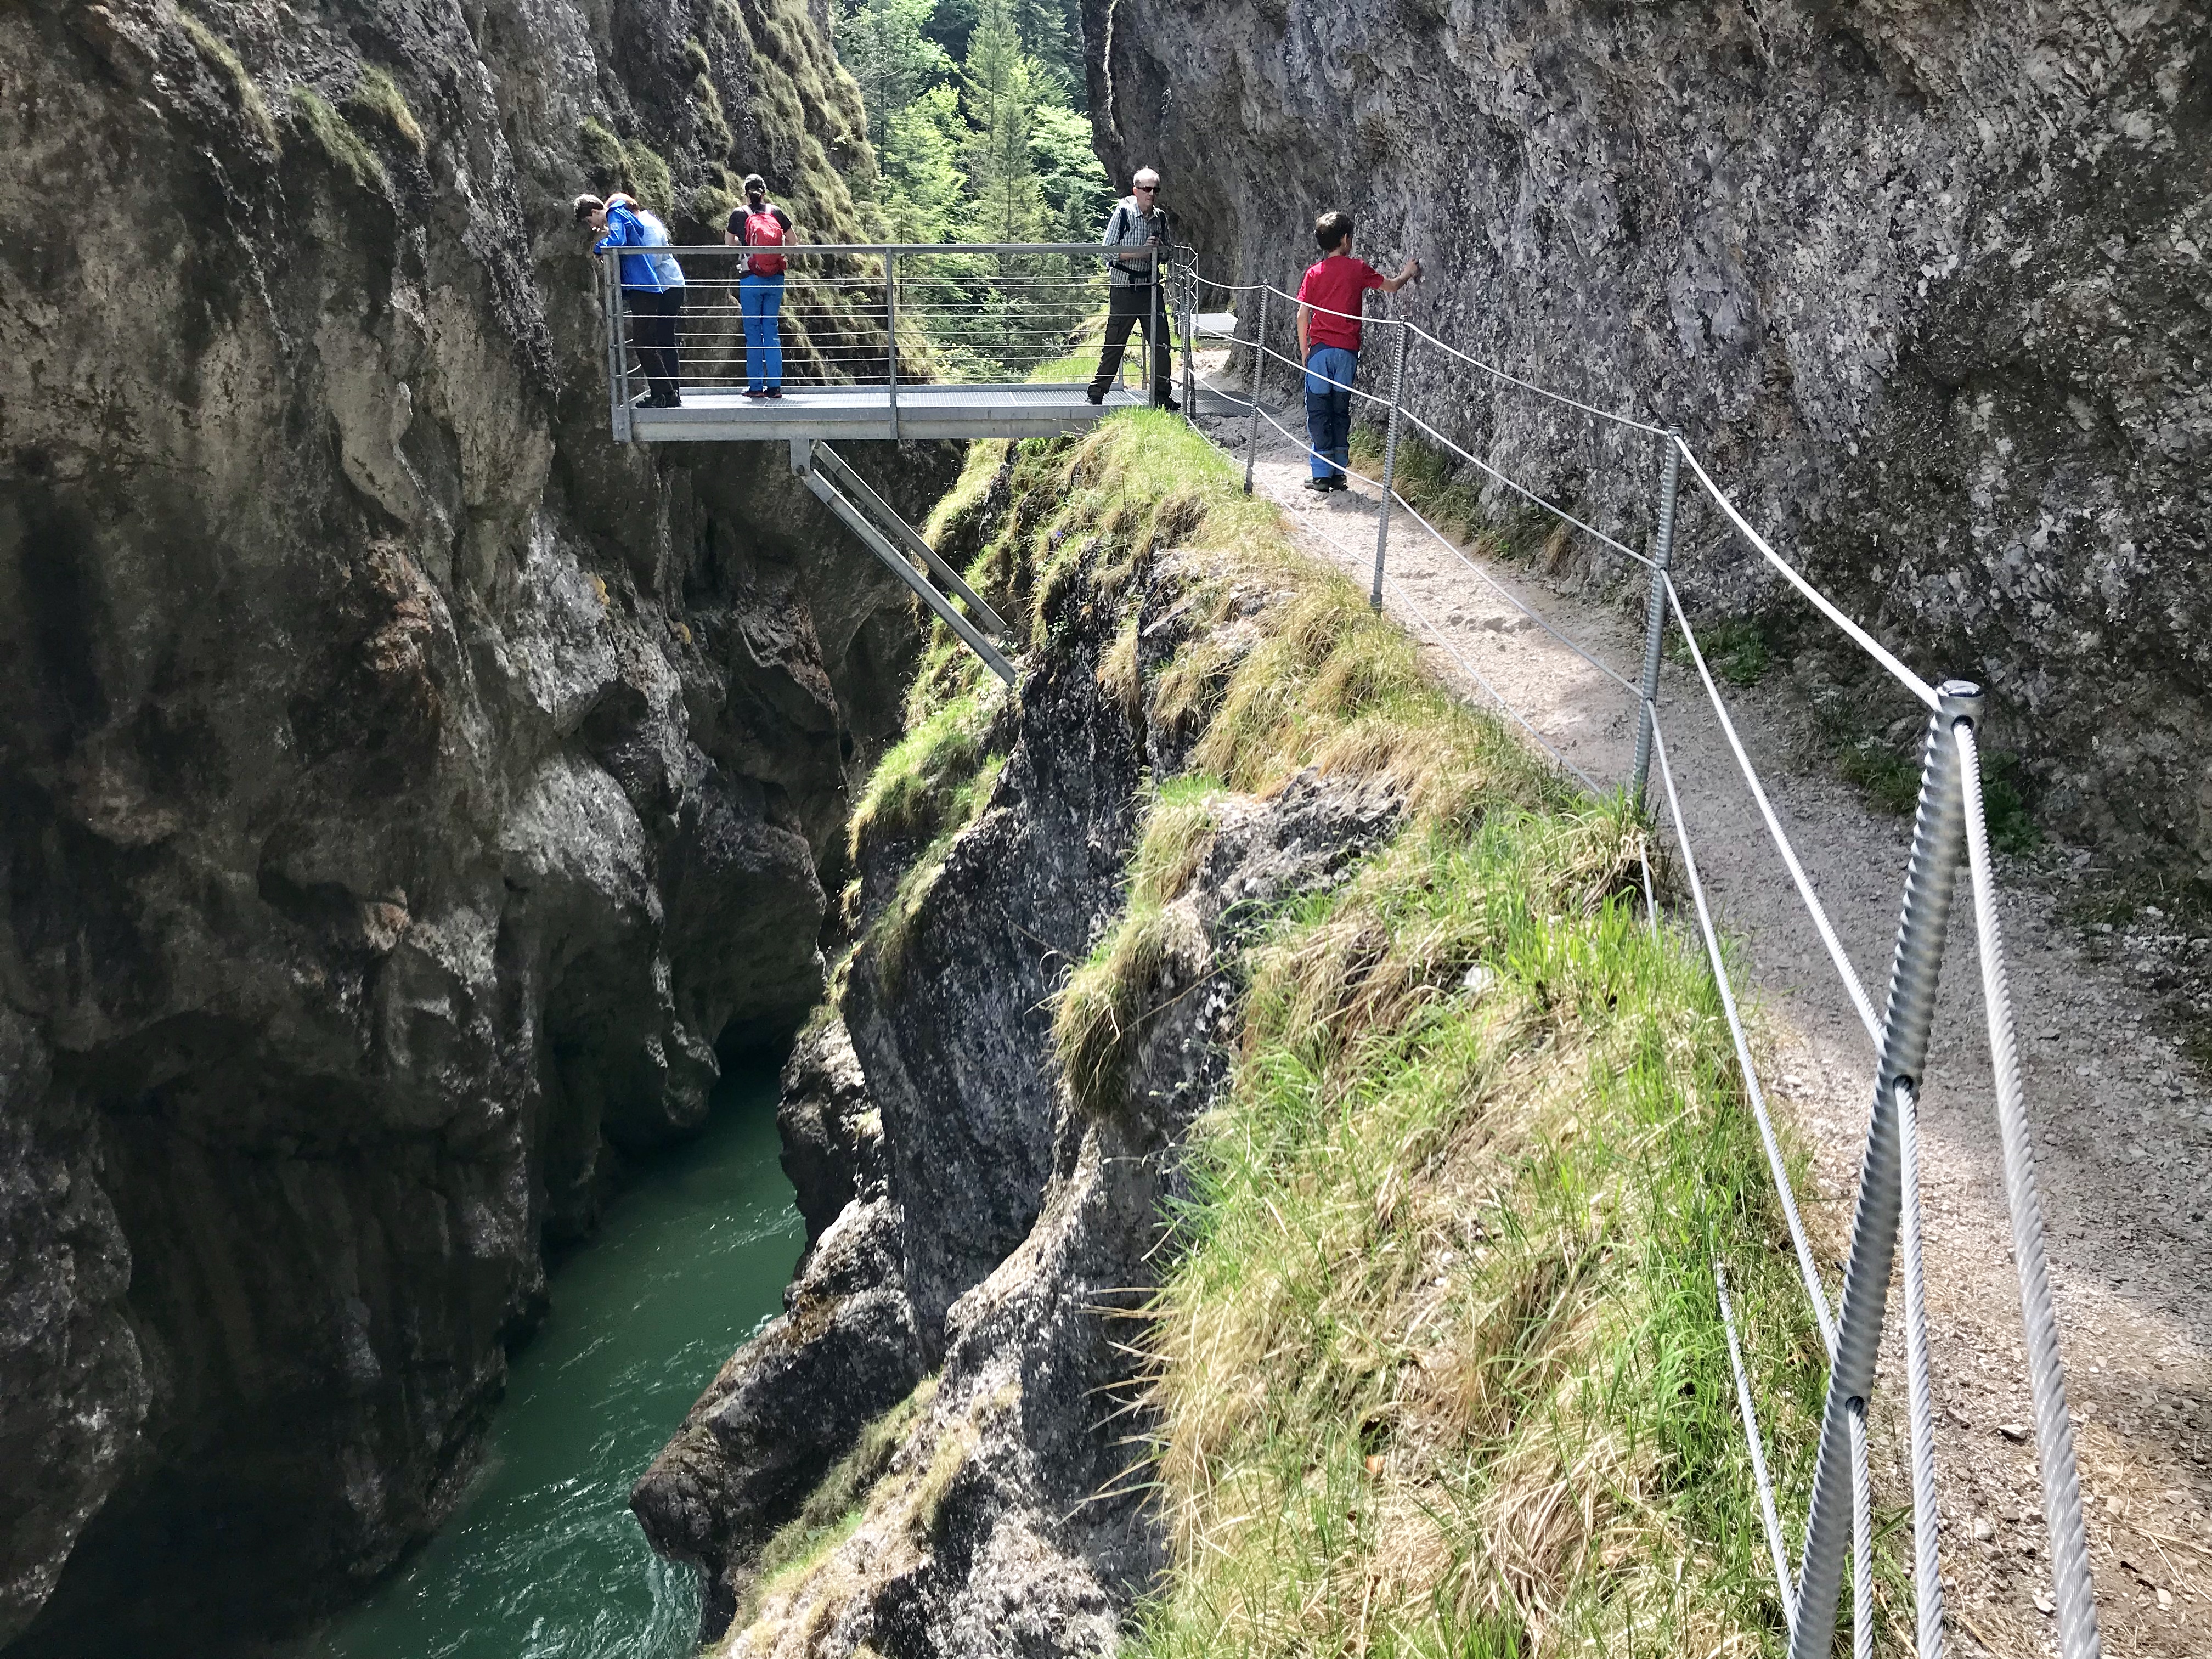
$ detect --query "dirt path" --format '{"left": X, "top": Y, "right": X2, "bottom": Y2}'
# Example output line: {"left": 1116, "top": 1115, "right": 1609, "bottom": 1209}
{"left": 1189, "top": 362, "right": 2212, "bottom": 1656}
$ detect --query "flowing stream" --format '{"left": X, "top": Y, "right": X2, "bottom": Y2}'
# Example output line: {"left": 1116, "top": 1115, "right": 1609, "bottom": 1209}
{"left": 301, "top": 1062, "right": 800, "bottom": 1659}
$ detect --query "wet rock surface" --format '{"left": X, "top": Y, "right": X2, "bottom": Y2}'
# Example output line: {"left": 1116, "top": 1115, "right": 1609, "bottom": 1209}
{"left": 636, "top": 527, "right": 1399, "bottom": 1652}
{"left": 1088, "top": 0, "right": 2211, "bottom": 871}
{"left": 0, "top": 0, "right": 945, "bottom": 1649}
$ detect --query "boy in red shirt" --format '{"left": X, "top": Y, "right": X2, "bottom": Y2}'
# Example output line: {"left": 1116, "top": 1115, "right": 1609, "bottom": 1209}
{"left": 1295, "top": 211, "right": 1421, "bottom": 490}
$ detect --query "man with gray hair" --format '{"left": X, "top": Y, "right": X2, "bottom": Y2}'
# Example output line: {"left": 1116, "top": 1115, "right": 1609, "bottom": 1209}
{"left": 1086, "top": 167, "right": 1177, "bottom": 409}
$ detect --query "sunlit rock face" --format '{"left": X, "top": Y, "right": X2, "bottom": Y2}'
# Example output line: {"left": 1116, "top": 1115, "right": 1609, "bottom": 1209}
{"left": 0, "top": 0, "right": 945, "bottom": 1649}
{"left": 1088, "top": 0, "right": 2209, "bottom": 866}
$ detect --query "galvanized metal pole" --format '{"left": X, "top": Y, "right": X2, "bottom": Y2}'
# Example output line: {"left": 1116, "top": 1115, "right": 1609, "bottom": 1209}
{"left": 1629, "top": 430, "right": 1682, "bottom": 808}
{"left": 611, "top": 263, "right": 634, "bottom": 440}
{"left": 1148, "top": 247, "right": 1161, "bottom": 404}
{"left": 601, "top": 253, "right": 629, "bottom": 442}
{"left": 1244, "top": 286, "right": 1269, "bottom": 495}
{"left": 1180, "top": 251, "right": 1197, "bottom": 417}
{"left": 1787, "top": 680, "right": 1983, "bottom": 1659}
{"left": 1369, "top": 320, "right": 1408, "bottom": 613}
{"left": 886, "top": 250, "right": 901, "bottom": 442}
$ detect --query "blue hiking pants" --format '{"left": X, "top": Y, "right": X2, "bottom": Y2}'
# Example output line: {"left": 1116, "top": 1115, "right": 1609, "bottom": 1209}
{"left": 1304, "top": 346, "right": 1357, "bottom": 480}
{"left": 741, "top": 273, "right": 784, "bottom": 390}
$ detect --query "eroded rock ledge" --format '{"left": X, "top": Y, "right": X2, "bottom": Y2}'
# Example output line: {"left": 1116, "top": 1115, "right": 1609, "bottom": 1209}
{"left": 633, "top": 454, "right": 1397, "bottom": 1653}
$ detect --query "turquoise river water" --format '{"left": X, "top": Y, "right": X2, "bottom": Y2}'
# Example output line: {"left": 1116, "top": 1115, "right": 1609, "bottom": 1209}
{"left": 300, "top": 1062, "right": 800, "bottom": 1659}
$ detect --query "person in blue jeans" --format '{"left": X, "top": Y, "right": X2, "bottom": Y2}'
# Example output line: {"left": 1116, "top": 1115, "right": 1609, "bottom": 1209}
{"left": 576, "top": 191, "right": 686, "bottom": 407}
{"left": 1294, "top": 210, "right": 1421, "bottom": 490}
{"left": 725, "top": 174, "right": 792, "bottom": 398}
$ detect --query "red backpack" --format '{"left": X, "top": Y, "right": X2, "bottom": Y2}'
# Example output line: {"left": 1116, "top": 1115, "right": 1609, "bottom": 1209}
{"left": 744, "top": 207, "right": 787, "bottom": 276}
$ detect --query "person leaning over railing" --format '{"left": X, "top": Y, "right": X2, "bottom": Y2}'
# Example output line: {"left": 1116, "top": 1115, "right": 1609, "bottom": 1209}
{"left": 724, "top": 173, "right": 791, "bottom": 400}
{"left": 1086, "top": 166, "right": 1179, "bottom": 411}
{"left": 1296, "top": 210, "right": 1419, "bottom": 492}
{"left": 577, "top": 191, "right": 686, "bottom": 408}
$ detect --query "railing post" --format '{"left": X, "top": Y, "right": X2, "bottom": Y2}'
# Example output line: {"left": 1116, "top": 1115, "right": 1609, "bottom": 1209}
{"left": 1368, "top": 320, "right": 1407, "bottom": 613}
{"left": 886, "top": 250, "right": 900, "bottom": 442}
{"left": 1629, "top": 429, "right": 1681, "bottom": 808}
{"left": 610, "top": 262, "right": 634, "bottom": 441}
{"left": 1147, "top": 246, "right": 1161, "bottom": 403}
{"left": 1180, "top": 250, "right": 1197, "bottom": 417}
{"left": 1788, "top": 679, "right": 1982, "bottom": 1659}
{"left": 601, "top": 252, "right": 630, "bottom": 442}
{"left": 1244, "top": 285, "right": 1269, "bottom": 495}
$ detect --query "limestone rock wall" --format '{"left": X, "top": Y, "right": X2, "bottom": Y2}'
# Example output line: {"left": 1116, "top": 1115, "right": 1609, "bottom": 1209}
{"left": 0, "top": 0, "right": 944, "bottom": 1649}
{"left": 1086, "top": 0, "right": 2210, "bottom": 867}
{"left": 630, "top": 460, "right": 1397, "bottom": 1653}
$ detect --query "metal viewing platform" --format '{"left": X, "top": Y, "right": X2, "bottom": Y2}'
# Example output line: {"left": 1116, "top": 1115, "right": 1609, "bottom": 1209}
{"left": 595, "top": 241, "right": 1183, "bottom": 444}
{"left": 595, "top": 239, "right": 1200, "bottom": 683}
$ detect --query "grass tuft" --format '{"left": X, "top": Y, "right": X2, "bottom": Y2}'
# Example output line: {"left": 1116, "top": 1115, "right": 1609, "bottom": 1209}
{"left": 177, "top": 12, "right": 278, "bottom": 149}
{"left": 346, "top": 65, "right": 425, "bottom": 157}
{"left": 290, "top": 88, "right": 388, "bottom": 195}
{"left": 847, "top": 683, "right": 1005, "bottom": 862}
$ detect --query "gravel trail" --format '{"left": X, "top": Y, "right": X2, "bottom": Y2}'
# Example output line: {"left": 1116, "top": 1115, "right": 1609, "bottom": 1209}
{"left": 1190, "top": 365, "right": 2212, "bottom": 1657}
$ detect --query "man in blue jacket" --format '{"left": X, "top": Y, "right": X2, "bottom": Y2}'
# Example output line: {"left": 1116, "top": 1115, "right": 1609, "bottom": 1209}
{"left": 577, "top": 193, "right": 685, "bottom": 407}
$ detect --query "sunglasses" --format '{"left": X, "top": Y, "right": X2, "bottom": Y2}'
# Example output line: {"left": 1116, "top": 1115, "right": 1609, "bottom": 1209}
{"left": 1133, "top": 184, "right": 1157, "bottom": 192}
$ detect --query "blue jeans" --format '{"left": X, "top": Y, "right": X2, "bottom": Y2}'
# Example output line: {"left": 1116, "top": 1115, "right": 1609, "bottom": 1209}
{"left": 741, "top": 273, "right": 783, "bottom": 390}
{"left": 1304, "top": 346, "right": 1356, "bottom": 480}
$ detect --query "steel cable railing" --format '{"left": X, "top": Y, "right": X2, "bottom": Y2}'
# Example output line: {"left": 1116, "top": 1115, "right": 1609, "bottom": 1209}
{"left": 599, "top": 242, "right": 1160, "bottom": 420}
{"left": 1170, "top": 270, "right": 2104, "bottom": 1659}
{"left": 589, "top": 234, "right": 2104, "bottom": 1654}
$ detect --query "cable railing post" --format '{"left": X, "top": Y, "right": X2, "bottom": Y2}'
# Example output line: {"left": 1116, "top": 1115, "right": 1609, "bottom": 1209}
{"left": 610, "top": 262, "right": 634, "bottom": 439}
{"left": 1148, "top": 247, "right": 1161, "bottom": 403}
{"left": 1180, "top": 248, "right": 1197, "bottom": 418}
{"left": 1629, "top": 429, "right": 1681, "bottom": 808}
{"left": 601, "top": 252, "right": 630, "bottom": 442}
{"left": 885, "top": 250, "right": 900, "bottom": 441}
{"left": 1244, "top": 285, "right": 1269, "bottom": 495}
{"left": 1789, "top": 679, "right": 1982, "bottom": 1659}
{"left": 1369, "top": 320, "right": 1408, "bottom": 613}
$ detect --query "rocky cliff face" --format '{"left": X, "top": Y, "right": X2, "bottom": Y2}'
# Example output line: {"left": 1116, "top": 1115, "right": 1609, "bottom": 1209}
{"left": 630, "top": 443, "right": 1398, "bottom": 1652}
{"left": 1087, "top": 0, "right": 2209, "bottom": 868}
{"left": 0, "top": 0, "right": 943, "bottom": 1649}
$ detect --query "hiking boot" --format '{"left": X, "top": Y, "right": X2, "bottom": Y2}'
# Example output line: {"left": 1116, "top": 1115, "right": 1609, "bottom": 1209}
{"left": 743, "top": 387, "right": 769, "bottom": 399}
{"left": 1085, "top": 388, "right": 1105, "bottom": 406}
{"left": 1155, "top": 397, "right": 1181, "bottom": 413}
{"left": 1304, "top": 477, "right": 1336, "bottom": 494}
{"left": 764, "top": 387, "right": 783, "bottom": 399}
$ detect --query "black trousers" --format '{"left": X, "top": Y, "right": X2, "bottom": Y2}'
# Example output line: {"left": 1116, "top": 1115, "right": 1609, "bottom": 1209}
{"left": 1088, "top": 282, "right": 1174, "bottom": 403}
{"left": 626, "top": 286, "right": 683, "bottom": 403}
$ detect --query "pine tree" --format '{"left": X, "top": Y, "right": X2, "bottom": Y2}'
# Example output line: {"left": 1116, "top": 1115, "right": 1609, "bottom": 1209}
{"left": 836, "top": 0, "right": 950, "bottom": 153}
{"left": 959, "top": 0, "right": 1046, "bottom": 243}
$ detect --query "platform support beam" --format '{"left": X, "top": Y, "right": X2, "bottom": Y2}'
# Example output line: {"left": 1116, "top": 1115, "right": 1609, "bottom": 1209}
{"left": 789, "top": 439, "right": 1016, "bottom": 685}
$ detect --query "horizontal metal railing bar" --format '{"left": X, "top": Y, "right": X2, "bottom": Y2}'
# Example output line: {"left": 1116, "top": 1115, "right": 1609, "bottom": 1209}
{"left": 1664, "top": 575, "right": 1882, "bottom": 1046}
{"left": 1716, "top": 1257, "right": 1799, "bottom": 1632}
{"left": 1649, "top": 715, "right": 1839, "bottom": 1352}
{"left": 1373, "top": 474, "right": 1639, "bottom": 692}
{"left": 1383, "top": 569, "right": 1600, "bottom": 789}
{"left": 1394, "top": 399, "right": 1651, "bottom": 568}
{"left": 1671, "top": 438, "right": 1941, "bottom": 711}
